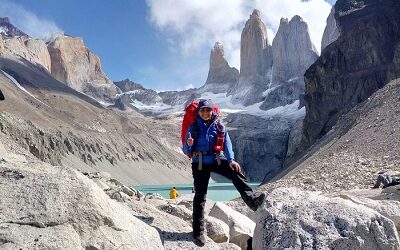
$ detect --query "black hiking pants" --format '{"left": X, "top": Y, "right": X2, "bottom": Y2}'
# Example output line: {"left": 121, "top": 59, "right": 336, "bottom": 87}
{"left": 191, "top": 159, "right": 254, "bottom": 235}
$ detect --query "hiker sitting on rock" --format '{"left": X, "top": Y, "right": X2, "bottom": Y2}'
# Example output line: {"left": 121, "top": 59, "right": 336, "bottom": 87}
{"left": 372, "top": 173, "right": 400, "bottom": 188}
{"left": 182, "top": 99, "right": 265, "bottom": 246}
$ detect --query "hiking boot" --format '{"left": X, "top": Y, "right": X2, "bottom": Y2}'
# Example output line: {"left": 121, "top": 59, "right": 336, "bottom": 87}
{"left": 193, "top": 232, "right": 206, "bottom": 246}
{"left": 248, "top": 192, "right": 266, "bottom": 211}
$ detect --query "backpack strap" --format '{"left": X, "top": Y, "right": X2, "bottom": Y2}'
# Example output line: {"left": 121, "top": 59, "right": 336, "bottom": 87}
{"left": 215, "top": 119, "right": 224, "bottom": 134}
{"left": 192, "top": 121, "right": 199, "bottom": 140}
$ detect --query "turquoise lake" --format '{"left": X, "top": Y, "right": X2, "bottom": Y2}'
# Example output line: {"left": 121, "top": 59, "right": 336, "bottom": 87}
{"left": 133, "top": 183, "right": 261, "bottom": 201}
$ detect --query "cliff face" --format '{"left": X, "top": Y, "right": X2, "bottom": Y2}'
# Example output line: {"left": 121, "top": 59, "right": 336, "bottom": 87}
{"left": 0, "top": 37, "right": 51, "bottom": 72}
{"left": 239, "top": 10, "right": 272, "bottom": 83}
{"left": 260, "top": 15, "right": 318, "bottom": 110}
{"left": 302, "top": 0, "right": 400, "bottom": 148}
{"left": 48, "top": 35, "right": 119, "bottom": 102}
{"left": 229, "top": 9, "right": 273, "bottom": 106}
{"left": 204, "top": 42, "right": 239, "bottom": 90}
{"left": 114, "top": 79, "right": 162, "bottom": 106}
{"left": 321, "top": 7, "right": 340, "bottom": 52}
{"left": 271, "top": 16, "right": 318, "bottom": 85}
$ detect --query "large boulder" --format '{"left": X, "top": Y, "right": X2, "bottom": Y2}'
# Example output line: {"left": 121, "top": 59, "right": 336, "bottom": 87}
{"left": 253, "top": 188, "right": 400, "bottom": 250}
{"left": 209, "top": 201, "right": 255, "bottom": 249}
{"left": 206, "top": 216, "right": 231, "bottom": 243}
{"left": 0, "top": 161, "right": 163, "bottom": 249}
{"left": 158, "top": 203, "right": 230, "bottom": 243}
{"left": 338, "top": 194, "right": 400, "bottom": 232}
{"left": 128, "top": 199, "right": 237, "bottom": 249}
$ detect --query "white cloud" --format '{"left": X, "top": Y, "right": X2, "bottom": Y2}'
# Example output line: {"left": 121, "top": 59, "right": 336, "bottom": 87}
{"left": 146, "top": 0, "right": 332, "bottom": 70}
{"left": 0, "top": 0, "right": 63, "bottom": 40}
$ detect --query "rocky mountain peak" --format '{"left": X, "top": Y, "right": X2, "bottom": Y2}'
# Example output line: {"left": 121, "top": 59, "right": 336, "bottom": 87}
{"left": 271, "top": 15, "right": 318, "bottom": 85}
{"left": 0, "top": 17, "right": 28, "bottom": 38}
{"left": 114, "top": 78, "right": 144, "bottom": 93}
{"left": 290, "top": 15, "right": 303, "bottom": 23}
{"left": 229, "top": 9, "right": 273, "bottom": 105}
{"left": 47, "top": 34, "right": 118, "bottom": 102}
{"left": 279, "top": 17, "right": 289, "bottom": 25}
{"left": 250, "top": 9, "right": 261, "bottom": 19}
{"left": 211, "top": 42, "right": 224, "bottom": 59}
{"left": 321, "top": 7, "right": 340, "bottom": 52}
{"left": 204, "top": 42, "right": 238, "bottom": 89}
{"left": 0, "top": 17, "right": 10, "bottom": 24}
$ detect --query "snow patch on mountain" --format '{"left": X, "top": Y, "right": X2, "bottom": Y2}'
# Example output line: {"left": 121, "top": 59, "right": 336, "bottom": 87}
{"left": 130, "top": 90, "right": 304, "bottom": 120}
{"left": 0, "top": 27, "right": 8, "bottom": 35}
{"left": 131, "top": 100, "right": 182, "bottom": 114}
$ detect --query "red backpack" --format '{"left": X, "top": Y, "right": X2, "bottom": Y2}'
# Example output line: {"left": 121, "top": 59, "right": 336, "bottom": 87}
{"left": 181, "top": 100, "right": 220, "bottom": 147}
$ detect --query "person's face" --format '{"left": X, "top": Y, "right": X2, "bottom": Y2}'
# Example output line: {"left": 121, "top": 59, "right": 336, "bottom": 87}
{"left": 198, "top": 108, "right": 213, "bottom": 121}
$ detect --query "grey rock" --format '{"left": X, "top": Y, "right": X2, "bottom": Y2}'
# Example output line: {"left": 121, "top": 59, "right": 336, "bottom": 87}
{"left": 260, "top": 79, "right": 304, "bottom": 110}
{"left": 302, "top": 0, "right": 400, "bottom": 149}
{"left": 114, "top": 78, "right": 162, "bottom": 106}
{"left": 321, "top": 7, "right": 340, "bottom": 52}
{"left": 271, "top": 15, "right": 318, "bottom": 86}
{"left": 114, "top": 78, "right": 144, "bottom": 92}
{"left": 285, "top": 117, "right": 304, "bottom": 160}
{"left": 0, "top": 37, "right": 51, "bottom": 73}
{"left": 229, "top": 9, "right": 273, "bottom": 106}
{"left": 204, "top": 42, "right": 239, "bottom": 92}
{"left": 128, "top": 198, "right": 231, "bottom": 249}
{"left": 158, "top": 203, "right": 193, "bottom": 222}
{"left": 253, "top": 188, "right": 400, "bottom": 250}
{"left": 112, "top": 93, "right": 137, "bottom": 110}
{"left": 263, "top": 78, "right": 400, "bottom": 192}
{"left": 144, "top": 193, "right": 165, "bottom": 201}
{"left": 206, "top": 216, "right": 230, "bottom": 243}
{"left": 338, "top": 194, "right": 400, "bottom": 232}
{"left": 0, "top": 161, "right": 164, "bottom": 249}
{"left": 0, "top": 56, "right": 191, "bottom": 186}
{"left": 158, "top": 88, "right": 198, "bottom": 106}
{"left": 111, "top": 191, "right": 132, "bottom": 202}
{"left": 209, "top": 201, "right": 255, "bottom": 250}
{"left": 158, "top": 203, "right": 230, "bottom": 243}
{"left": 226, "top": 113, "right": 291, "bottom": 182}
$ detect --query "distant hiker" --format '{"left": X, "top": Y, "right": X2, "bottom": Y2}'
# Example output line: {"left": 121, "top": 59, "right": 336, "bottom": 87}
{"left": 0, "top": 89, "right": 4, "bottom": 101}
{"left": 182, "top": 99, "right": 266, "bottom": 246}
{"left": 192, "top": 187, "right": 195, "bottom": 194}
{"left": 169, "top": 187, "right": 180, "bottom": 199}
{"left": 372, "top": 173, "right": 400, "bottom": 188}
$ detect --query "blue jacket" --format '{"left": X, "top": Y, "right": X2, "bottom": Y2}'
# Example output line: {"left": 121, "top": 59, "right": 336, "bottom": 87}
{"left": 182, "top": 114, "right": 234, "bottom": 164}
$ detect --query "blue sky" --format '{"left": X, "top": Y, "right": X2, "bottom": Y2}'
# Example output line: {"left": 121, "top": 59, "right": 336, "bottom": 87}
{"left": 1, "top": 0, "right": 335, "bottom": 91}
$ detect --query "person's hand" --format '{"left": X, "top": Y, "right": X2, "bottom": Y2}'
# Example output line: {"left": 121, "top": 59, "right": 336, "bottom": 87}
{"left": 229, "top": 160, "right": 241, "bottom": 173}
{"left": 187, "top": 132, "right": 194, "bottom": 146}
